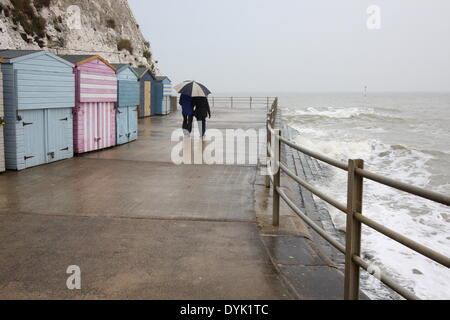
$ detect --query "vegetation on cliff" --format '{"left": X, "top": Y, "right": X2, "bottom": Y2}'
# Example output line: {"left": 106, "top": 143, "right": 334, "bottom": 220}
{"left": 0, "top": 0, "right": 157, "bottom": 72}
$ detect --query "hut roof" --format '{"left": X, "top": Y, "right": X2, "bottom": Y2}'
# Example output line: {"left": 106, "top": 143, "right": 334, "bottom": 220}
{"left": 132, "top": 67, "right": 155, "bottom": 80}
{"left": 59, "top": 55, "right": 116, "bottom": 70}
{"left": 112, "top": 63, "right": 139, "bottom": 76}
{"left": 0, "top": 50, "right": 43, "bottom": 60}
{"left": 0, "top": 50, "right": 74, "bottom": 67}
{"left": 155, "top": 76, "right": 170, "bottom": 81}
{"left": 112, "top": 63, "right": 130, "bottom": 69}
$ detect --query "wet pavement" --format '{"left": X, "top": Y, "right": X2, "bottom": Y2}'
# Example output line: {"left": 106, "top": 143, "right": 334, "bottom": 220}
{"left": 0, "top": 107, "right": 346, "bottom": 300}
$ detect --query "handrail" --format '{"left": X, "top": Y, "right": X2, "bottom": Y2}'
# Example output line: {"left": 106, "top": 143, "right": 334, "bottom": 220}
{"left": 209, "top": 96, "right": 276, "bottom": 99}
{"left": 355, "top": 168, "right": 450, "bottom": 206}
{"left": 354, "top": 212, "right": 450, "bottom": 268}
{"left": 208, "top": 96, "right": 277, "bottom": 110}
{"left": 279, "top": 136, "right": 349, "bottom": 172}
{"left": 352, "top": 255, "right": 420, "bottom": 300}
{"left": 279, "top": 162, "right": 347, "bottom": 213}
{"left": 279, "top": 133, "right": 450, "bottom": 205}
{"left": 265, "top": 98, "right": 450, "bottom": 300}
{"left": 277, "top": 186, "right": 346, "bottom": 254}
{"left": 209, "top": 97, "right": 276, "bottom": 100}
{"left": 267, "top": 123, "right": 275, "bottom": 135}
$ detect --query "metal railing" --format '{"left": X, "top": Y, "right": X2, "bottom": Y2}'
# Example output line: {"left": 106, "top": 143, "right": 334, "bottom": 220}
{"left": 265, "top": 98, "right": 450, "bottom": 300}
{"left": 208, "top": 96, "right": 276, "bottom": 110}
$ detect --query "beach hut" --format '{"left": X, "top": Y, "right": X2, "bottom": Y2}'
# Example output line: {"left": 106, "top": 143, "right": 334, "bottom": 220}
{"left": 0, "top": 58, "right": 4, "bottom": 173}
{"left": 112, "top": 64, "right": 139, "bottom": 145}
{"left": 60, "top": 55, "right": 117, "bottom": 154}
{"left": 170, "top": 96, "right": 178, "bottom": 113}
{"left": 133, "top": 67, "right": 156, "bottom": 118}
{"left": 154, "top": 76, "right": 173, "bottom": 115}
{"left": 0, "top": 50, "right": 75, "bottom": 171}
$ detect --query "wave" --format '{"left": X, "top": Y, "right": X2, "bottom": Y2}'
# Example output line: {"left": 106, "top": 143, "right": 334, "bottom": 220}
{"left": 419, "top": 149, "right": 450, "bottom": 158}
{"left": 294, "top": 135, "right": 373, "bottom": 163}
{"left": 289, "top": 127, "right": 450, "bottom": 300}
{"left": 294, "top": 107, "right": 370, "bottom": 118}
{"left": 291, "top": 132, "right": 435, "bottom": 228}
{"left": 384, "top": 144, "right": 450, "bottom": 159}
{"left": 283, "top": 106, "right": 405, "bottom": 122}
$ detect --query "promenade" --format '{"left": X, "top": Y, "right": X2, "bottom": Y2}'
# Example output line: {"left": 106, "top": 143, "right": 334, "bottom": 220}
{"left": 0, "top": 107, "right": 344, "bottom": 299}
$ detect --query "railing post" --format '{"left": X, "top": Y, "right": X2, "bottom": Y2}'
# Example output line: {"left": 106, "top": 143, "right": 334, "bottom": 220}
{"left": 250, "top": 97, "right": 253, "bottom": 110}
{"left": 231, "top": 97, "right": 233, "bottom": 109}
{"left": 265, "top": 114, "right": 272, "bottom": 189}
{"left": 344, "top": 159, "right": 364, "bottom": 300}
{"left": 273, "top": 128, "right": 281, "bottom": 227}
{"left": 271, "top": 98, "right": 277, "bottom": 128}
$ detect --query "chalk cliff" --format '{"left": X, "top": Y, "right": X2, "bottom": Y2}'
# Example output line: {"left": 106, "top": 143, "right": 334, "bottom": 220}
{"left": 0, "top": 0, "right": 158, "bottom": 73}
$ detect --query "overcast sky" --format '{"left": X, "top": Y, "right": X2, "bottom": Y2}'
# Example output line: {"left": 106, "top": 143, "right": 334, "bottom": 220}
{"left": 128, "top": 0, "right": 450, "bottom": 93}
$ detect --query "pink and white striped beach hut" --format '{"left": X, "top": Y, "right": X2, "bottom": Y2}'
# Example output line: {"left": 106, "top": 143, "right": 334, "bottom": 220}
{"left": 60, "top": 55, "right": 117, "bottom": 154}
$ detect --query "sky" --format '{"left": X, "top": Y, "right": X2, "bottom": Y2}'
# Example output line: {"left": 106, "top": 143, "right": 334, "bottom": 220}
{"left": 128, "top": 0, "right": 450, "bottom": 93}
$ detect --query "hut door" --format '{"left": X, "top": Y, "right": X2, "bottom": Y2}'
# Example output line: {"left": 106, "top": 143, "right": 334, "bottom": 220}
{"left": 117, "top": 106, "right": 128, "bottom": 144}
{"left": 81, "top": 103, "right": 97, "bottom": 153}
{"left": 20, "top": 110, "right": 46, "bottom": 169}
{"left": 144, "top": 81, "right": 151, "bottom": 117}
{"left": 95, "top": 102, "right": 115, "bottom": 149}
{"left": 164, "top": 96, "right": 170, "bottom": 115}
{"left": 46, "top": 108, "right": 72, "bottom": 163}
{"left": 128, "top": 106, "right": 138, "bottom": 141}
{"left": 95, "top": 102, "right": 104, "bottom": 150}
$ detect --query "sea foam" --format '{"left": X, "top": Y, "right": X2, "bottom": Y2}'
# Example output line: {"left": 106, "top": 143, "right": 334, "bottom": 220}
{"left": 283, "top": 104, "right": 450, "bottom": 300}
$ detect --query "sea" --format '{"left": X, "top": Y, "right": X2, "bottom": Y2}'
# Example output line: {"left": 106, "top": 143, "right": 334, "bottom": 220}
{"left": 276, "top": 92, "right": 450, "bottom": 300}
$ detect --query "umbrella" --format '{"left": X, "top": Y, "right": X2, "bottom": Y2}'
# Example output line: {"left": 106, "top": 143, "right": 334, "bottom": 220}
{"left": 174, "top": 80, "right": 211, "bottom": 97}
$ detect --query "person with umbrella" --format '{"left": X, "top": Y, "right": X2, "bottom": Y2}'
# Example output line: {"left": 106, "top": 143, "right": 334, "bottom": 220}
{"left": 179, "top": 94, "right": 194, "bottom": 136}
{"left": 192, "top": 96, "right": 211, "bottom": 138}
{"left": 174, "top": 81, "right": 212, "bottom": 138}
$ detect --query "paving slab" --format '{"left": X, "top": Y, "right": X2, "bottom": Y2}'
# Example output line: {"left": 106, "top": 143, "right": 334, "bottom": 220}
{"left": 0, "top": 159, "right": 256, "bottom": 222}
{"left": 0, "top": 215, "right": 291, "bottom": 300}
{"left": 82, "top": 108, "right": 267, "bottom": 164}
{"left": 278, "top": 265, "right": 344, "bottom": 300}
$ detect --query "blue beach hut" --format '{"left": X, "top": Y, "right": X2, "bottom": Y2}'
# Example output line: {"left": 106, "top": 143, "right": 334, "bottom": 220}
{"left": 133, "top": 67, "right": 156, "bottom": 118}
{"left": 113, "top": 64, "right": 139, "bottom": 145}
{"left": 0, "top": 50, "right": 75, "bottom": 171}
{"left": 0, "top": 58, "right": 4, "bottom": 173}
{"left": 154, "top": 76, "right": 173, "bottom": 115}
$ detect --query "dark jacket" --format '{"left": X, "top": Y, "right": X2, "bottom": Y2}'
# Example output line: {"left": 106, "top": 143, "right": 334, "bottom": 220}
{"left": 179, "top": 94, "right": 193, "bottom": 116}
{"left": 192, "top": 97, "right": 211, "bottom": 120}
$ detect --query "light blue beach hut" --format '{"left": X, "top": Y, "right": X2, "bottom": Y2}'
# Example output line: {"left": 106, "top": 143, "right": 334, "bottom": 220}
{"left": 154, "top": 76, "right": 173, "bottom": 115}
{"left": 0, "top": 50, "right": 75, "bottom": 170}
{"left": 113, "top": 64, "right": 139, "bottom": 145}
